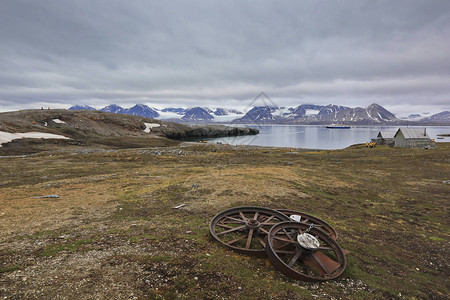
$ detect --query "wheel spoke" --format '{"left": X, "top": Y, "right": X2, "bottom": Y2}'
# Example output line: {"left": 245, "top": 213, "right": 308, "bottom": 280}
{"left": 288, "top": 250, "right": 303, "bottom": 267}
{"left": 216, "top": 225, "right": 246, "bottom": 236}
{"left": 257, "top": 237, "right": 266, "bottom": 247}
{"left": 262, "top": 215, "right": 275, "bottom": 223}
{"left": 318, "top": 246, "right": 333, "bottom": 251}
{"left": 275, "top": 249, "right": 296, "bottom": 255}
{"left": 273, "top": 235, "right": 297, "bottom": 244}
{"left": 224, "top": 216, "right": 246, "bottom": 223}
{"left": 216, "top": 223, "right": 233, "bottom": 229}
{"left": 226, "top": 235, "right": 246, "bottom": 245}
{"left": 259, "top": 227, "right": 269, "bottom": 235}
{"left": 282, "top": 229, "right": 296, "bottom": 241}
{"left": 245, "top": 229, "right": 254, "bottom": 249}
{"left": 239, "top": 211, "right": 247, "bottom": 221}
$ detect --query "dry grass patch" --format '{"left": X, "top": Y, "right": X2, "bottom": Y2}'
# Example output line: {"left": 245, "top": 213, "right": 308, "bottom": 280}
{"left": 0, "top": 180, "right": 118, "bottom": 238}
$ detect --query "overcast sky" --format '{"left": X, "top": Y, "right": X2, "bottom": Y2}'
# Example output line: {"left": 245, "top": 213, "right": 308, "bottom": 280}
{"left": 1, "top": 0, "right": 450, "bottom": 116}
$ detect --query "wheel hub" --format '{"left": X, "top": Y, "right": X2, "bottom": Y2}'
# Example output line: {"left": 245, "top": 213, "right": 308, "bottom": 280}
{"left": 245, "top": 219, "right": 261, "bottom": 230}
{"left": 297, "top": 232, "right": 320, "bottom": 254}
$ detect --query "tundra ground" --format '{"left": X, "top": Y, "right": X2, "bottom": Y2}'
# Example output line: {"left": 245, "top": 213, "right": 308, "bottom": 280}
{"left": 0, "top": 142, "right": 449, "bottom": 299}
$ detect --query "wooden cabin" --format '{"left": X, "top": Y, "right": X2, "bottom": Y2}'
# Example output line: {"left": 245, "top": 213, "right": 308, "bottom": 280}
{"left": 372, "top": 131, "right": 396, "bottom": 146}
{"left": 393, "top": 128, "right": 436, "bottom": 149}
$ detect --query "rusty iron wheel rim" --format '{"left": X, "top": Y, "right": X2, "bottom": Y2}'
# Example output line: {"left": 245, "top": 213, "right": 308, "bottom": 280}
{"left": 277, "top": 208, "right": 338, "bottom": 240}
{"left": 209, "top": 206, "right": 290, "bottom": 256}
{"left": 266, "top": 221, "right": 346, "bottom": 281}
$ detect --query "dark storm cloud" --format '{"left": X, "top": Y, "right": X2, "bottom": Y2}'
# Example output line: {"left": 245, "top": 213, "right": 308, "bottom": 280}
{"left": 0, "top": 0, "right": 450, "bottom": 115}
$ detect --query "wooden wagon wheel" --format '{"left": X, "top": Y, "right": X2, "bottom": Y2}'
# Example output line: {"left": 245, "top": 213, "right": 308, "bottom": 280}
{"left": 209, "top": 206, "right": 290, "bottom": 256}
{"left": 265, "top": 221, "right": 346, "bottom": 281}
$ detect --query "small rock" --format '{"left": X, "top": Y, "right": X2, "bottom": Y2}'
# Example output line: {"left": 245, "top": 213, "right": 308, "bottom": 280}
{"left": 32, "top": 194, "right": 61, "bottom": 199}
{"left": 194, "top": 277, "right": 198, "bottom": 280}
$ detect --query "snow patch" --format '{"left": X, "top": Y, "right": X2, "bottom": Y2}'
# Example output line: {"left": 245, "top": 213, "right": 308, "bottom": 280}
{"left": 213, "top": 114, "right": 241, "bottom": 122}
{"left": 143, "top": 123, "right": 161, "bottom": 133}
{"left": 305, "top": 109, "right": 320, "bottom": 116}
{"left": 0, "top": 131, "right": 70, "bottom": 147}
{"left": 52, "top": 119, "right": 66, "bottom": 124}
{"left": 273, "top": 107, "right": 291, "bottom": 115}
{"left": 157, "top": 111, "right": 184, "bottom": 119}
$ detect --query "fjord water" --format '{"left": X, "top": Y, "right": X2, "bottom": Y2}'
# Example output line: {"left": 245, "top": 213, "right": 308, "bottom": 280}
{"left": 208, "top": 125, "right": 450, "bottom": 150}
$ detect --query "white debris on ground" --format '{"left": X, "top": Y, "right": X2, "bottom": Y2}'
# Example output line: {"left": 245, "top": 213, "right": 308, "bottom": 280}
{"left": 143, "top": 123, "right": 161, "bottom": 133}
{"left": 52, "top": 119, "right": 66, "bottom": 124}
{"left": 0, "top": 131, "right": 70, "bottom": 147}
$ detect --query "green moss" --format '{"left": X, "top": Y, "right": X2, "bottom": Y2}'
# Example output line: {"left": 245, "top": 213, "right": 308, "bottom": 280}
{"left": 41, "top": 239, "right": 94, "bottom": 256}
{"left": 429, "top": 236, "right": 446, "bottom": 242}
{"left": 0, "top": 265, "right": 22, "bottom": 273}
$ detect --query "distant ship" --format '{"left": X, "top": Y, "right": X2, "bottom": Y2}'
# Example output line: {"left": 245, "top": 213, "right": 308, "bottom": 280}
{"left": 326, "top": 124, "right": 350, "bottom": 129}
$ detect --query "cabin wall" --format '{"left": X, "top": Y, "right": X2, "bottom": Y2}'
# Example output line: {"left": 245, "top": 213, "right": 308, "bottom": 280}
{"left": 394, "top": 132, "right": 407, "bottom": 148}
{"left": 394, "top": 133, "right": 436, "bottom": 149}
{"left": 372, "top": 138, "right": 394, "bottom": 146}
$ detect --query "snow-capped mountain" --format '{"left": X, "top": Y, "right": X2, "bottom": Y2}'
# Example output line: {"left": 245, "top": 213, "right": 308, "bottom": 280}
{"left": 100, "top": 104, "right": 125, "bottom": 114}
{"left": 233, "top": 106, "right": 280, "bottom": 123}
{"left": 419, "top": 111, "right": 450, "bottom": 124}
{"left": 280, "top": 104, "right": 348, "bottom": 121}
{"left": 68, "top": 105, "right": 96, "bottom": 111}
{"left": 213, "top": 108, "right": 243, "bottom": 116}
{"left": 314, "top": 105, "right": 350, "bottom": 121}
{"left": 181, "top": 107, "right": 214, "bottom": 121}
{"left": 214, "top": 108, "right": 228, "bottom": 116}
{"left": 123, "top": 104, "right": 160, "bottom": 118}
{"left": 329, "top": 103, "right": 398, "bottom": 124}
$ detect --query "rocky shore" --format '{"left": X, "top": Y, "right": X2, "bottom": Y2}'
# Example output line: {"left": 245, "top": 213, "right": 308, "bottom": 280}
{"left": 159, "top": 124, "right": 258, "bottom": 139}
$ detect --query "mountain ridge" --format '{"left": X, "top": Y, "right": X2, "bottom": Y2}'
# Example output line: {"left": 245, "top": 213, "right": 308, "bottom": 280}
{"left": 68, "top": 104, "right": 450, "bottom": 125}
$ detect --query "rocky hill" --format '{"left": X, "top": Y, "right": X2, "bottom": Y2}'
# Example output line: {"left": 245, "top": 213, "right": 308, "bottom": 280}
{"left": 0, "top": 109, "right": 258, "bottom": 154}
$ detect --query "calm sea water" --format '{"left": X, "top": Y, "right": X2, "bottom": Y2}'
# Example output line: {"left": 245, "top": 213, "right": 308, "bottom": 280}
{"left": 207, "top": 125, "right": 450, "bottom": 150}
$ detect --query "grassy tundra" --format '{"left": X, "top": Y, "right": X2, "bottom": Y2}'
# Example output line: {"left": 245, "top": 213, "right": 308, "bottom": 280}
{"left": 0, "top": 142, "right": 449, "bottom": 299}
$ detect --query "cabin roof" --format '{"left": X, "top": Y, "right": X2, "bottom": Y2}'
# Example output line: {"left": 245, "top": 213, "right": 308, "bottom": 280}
{"left": 377, "top": 131, "right": 396, "bottom": 139}
{"left": 394, "top": 128, "right": 430, "bottom": 139}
